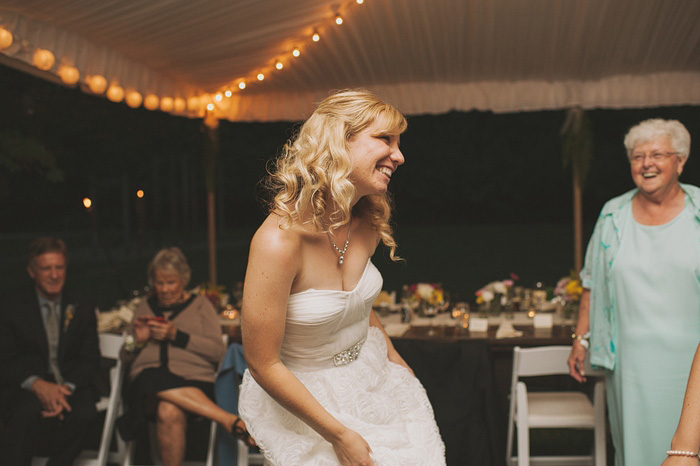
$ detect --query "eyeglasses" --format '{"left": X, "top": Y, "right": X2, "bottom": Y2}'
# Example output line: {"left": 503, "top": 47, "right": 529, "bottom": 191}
{"left": 629, "top": 152, "right": 677, "bottom": 164}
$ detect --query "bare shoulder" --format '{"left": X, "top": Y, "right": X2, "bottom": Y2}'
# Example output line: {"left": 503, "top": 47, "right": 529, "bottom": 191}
{"left": 249, "top": 214, "right": 302, "bottom": 269}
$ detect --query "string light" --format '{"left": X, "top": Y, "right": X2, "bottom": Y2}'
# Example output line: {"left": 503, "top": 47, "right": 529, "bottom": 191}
{"left": 187, "top": 96, "right": 201, "bottom": 112}
{"left": 215, "top": 93, "right": 223, "bottom": 101}
{"left": 238, "top": 81, "right": 246, "bottom": 90}
{"left": 206, "top": 103, "right": 214, "bottom": 111}
{"left": 312, "top": 31, "right": 320, "bottom": 42}
{"left": 335, "top": 14, "right": 343, "bottom": 25}
{"left": 136, "top": 189, "right": 144, "bottom": 198}
{"left": 160, "top": 96, "right": 174, "bottom": 112}
{"left": 174, "top": 97, "right": 186, "bottom": 113}
{"left": 33, "top": 49, "right": 55, "bottom": 70}
{"left": 356, "top": 0, "right": 364, "bottom": 4}
{"left": 257, "top": 73, "right": 265, "bottom": 81}
{"left": 292, "top": 48, "right": 301, "bottom": 57}
{"left": 106, "top": 83, "right": 124, "bottom": 102}
{"left": 58, "top": 65, "right": 79, "bottom": 85}
{"left": 144, "top": 94, "right": 159, "bottom": 111}
{"left": 87, "top": 75, "right": 107, "bottom": 94}
{"left": 0, "top": 27, "right": 13, "bottom": 50}
{"left": 83, "top": 197, "right": 92, "bottom": 209}
{"left": 275, "top": 60, "right": 283, "bottom": 70}
{"left": 126, "top": 90, "right": 143, "bottom": 108}
{"left": 224, "top": 89, "right": 232, "bottom": 98}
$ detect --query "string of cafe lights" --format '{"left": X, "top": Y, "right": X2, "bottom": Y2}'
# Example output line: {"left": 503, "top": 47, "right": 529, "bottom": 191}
{"left": 0, "top": 0, "right": 366, "bottom": 116}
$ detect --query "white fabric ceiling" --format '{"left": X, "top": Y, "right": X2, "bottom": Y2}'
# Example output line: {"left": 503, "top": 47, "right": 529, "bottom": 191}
{"left": 1, "top": 0, "right": 699, "bottom": 121}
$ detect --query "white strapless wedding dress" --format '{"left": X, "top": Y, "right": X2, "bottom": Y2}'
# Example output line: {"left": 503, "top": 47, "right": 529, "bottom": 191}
{"left": 239, "top": 260, "right": 445, "bottom": 465}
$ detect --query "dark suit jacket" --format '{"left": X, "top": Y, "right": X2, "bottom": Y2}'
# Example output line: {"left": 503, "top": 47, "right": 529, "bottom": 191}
{"left": 0, "top": 283, "right": 100, "bottom": 392}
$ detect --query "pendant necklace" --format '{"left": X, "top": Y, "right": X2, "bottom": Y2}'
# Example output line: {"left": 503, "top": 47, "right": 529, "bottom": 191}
{"left": 321, "top": 216, "right": 353, "bottom": 265}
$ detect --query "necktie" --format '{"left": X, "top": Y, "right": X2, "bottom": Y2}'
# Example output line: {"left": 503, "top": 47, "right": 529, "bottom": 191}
{"left": 46, "top": 301, "right": 64, "bottom": 384}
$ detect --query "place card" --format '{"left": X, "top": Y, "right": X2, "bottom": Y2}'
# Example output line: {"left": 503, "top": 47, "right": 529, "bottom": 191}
{"left": 469, "top": 317, "right": 489, "bottom": 333}
{"left": 533, "top": 313, "right": 553, "bottom": 329}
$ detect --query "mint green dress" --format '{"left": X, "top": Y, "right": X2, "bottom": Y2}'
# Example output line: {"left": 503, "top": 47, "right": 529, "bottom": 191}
{"left": 609, "top": 200, "right": 700, "bottom": 465}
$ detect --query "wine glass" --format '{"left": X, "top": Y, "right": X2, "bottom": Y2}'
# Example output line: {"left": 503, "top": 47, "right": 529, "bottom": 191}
{"left": 423, "top": 302, "right": 438, "bottom": 336}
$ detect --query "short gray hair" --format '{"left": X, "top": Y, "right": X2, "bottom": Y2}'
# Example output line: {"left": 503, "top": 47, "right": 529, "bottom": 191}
{"left": 147, "top": 247, "right": 191, "bottom": 288}
{"left": 623, "top": 118, "right": 691, "bottom": 161}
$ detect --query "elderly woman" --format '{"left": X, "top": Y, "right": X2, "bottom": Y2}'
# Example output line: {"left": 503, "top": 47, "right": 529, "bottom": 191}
{"left": 567, "top": 119, "right": 700, "bottom": 465}
{"left": 118, "top": 247, "right": 253, "bottom": 466}
{"left": 239, "top": 89, "right": 444, "bottom": 465}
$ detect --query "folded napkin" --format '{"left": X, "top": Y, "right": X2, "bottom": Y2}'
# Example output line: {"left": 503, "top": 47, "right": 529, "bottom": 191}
{"left": 383, "top": 323, "right": 410, "bottom": 338}
{"left": 495, "top": 319, "right": 523, "bottom": 339}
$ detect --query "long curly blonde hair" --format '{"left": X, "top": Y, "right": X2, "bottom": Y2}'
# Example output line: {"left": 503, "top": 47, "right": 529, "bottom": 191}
{"left": 265, "top": 89, "right": 407, "bottom": 261}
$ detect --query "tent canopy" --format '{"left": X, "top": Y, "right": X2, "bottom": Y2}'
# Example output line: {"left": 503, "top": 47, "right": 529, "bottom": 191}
{"left": 1, "top": 0, "right": 699, "bottom": 121}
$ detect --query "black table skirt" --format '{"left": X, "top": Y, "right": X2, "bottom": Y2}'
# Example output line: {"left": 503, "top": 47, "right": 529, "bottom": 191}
{"left": 393, "top": 339, "right": 507, "bottom": 466}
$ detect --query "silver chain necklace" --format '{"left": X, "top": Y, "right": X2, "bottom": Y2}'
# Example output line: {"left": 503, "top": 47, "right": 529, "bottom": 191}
{"left": 321, "top": 216, "right": 353, "bottom": 265}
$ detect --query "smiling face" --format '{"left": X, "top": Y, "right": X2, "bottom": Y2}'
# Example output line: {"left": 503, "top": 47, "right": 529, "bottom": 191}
{"left": 347, "top": 117, "right": 405, "bottom": 201}
{"left": 153, "top": 268, "right": 185, "bottom": 307}
{"left": 28, "top": 252, "right": 67, "bottom": 300}
{"left": 629, "top": 135, "right": 686, "bottom": 199}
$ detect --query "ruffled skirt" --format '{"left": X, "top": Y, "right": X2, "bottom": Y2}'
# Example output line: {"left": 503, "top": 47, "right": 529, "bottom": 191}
{"left": 239, "top": 327, "right": 446, "bottom": 465}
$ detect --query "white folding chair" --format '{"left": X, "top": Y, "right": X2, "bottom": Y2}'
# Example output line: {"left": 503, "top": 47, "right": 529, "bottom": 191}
{"left": 32, "top": 332, "right": 127, "bottom": 466}
{"left": 506, "top": 345, "right": 606, "bottom": 466}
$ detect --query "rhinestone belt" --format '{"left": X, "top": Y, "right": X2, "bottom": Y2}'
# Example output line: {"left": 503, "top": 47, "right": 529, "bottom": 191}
{"left": 332, "top": 342, "right": 363, "bottom": 367}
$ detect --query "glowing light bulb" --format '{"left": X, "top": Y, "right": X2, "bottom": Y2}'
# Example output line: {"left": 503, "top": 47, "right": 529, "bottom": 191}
{"left": 160, "top": 97, "right": 174, "bottom": 112}
{"left": 257, "top": 73, "right": 264, "bottom": 81}
{"left": 0, "top": 27, "right": 13, "bottom": 50}
{"left": 356, "top": 0, "right": 364, "bottom": 4}
{"left": 126, "top": 91, "right": 143, "bottom": 108}
{"left": 275, "top": 61, "right": 283, "bottom": 70}
{"left": 144, "top": 94, "right": 159, "bottom": 110}
{"left": 136, "top": 189, "right": 144, "bottom": 198}
{"left": 33, "top": 49, "right": 55, "bottom": 70}
{"left": 106, "top": 84, "right": 124, "bottom": 102}
{"left": 187, "top": 96, "right": 201, "bottom": 111}
{"left": 83, "top": 198, "right": 92, "bottom": 209}
{"left": 87, "top": 75, "right": 107, "bottom": 94}
{"left": 174, "top": 97, "right": 186, "bottom": 113}
{"left": 206, "top": 103, "right": 214, "bottom": 111}
{"left": 312, "top": 31, "right": 320, "bottom": 42}
{"left": 292, "top": 48, "right": 301, "bottom": 57}
{"left": 335, "top": 14, "right": 343, "bottom": 25}
{"left": 215, "top": 93, "right": 223, "bottom": 102}
{"left": 238, "top": 81, "right": 246, "bottom": 90}
{"left": 224, "top": 90, "right": 232, "bottom": 98}
{"left": 58, "top": 65, "right": 80, "bottom": 85}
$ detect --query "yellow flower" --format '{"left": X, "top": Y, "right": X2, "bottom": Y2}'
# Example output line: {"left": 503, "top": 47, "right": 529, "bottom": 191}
{"left": 63, "top": 305, "right": 75, "bottom": 331}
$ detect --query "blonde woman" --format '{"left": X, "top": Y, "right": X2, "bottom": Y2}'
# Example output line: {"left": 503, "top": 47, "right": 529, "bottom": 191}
{"left": 239, "top": 90, "right": 445, "bottom": 465}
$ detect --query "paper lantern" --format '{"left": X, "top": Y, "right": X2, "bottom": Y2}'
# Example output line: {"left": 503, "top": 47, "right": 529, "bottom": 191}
{"left": 173, "top": 97, "right": 186, "bottom": 113}
{"left": 187, "top": 96, "right": 201, "bottom": 112}
{"left": 33, "top": 49, "right": 55, "bottom": 70}
{"left": 160, "top": 96, "right": 174, "bottom": 112}
{"left": 144, "top": 94, "right": 159, "bottom": 111}
{"left": 106, "top": 84, "right": 124, "bottom": 102}
{"left": 0, "top": 27, "right": 13, "bottom": 50}
{"left": 87, "top": 75, "right": 107, "bottom": 94}
{"left": 58, "top": 65, "right": 80, "bottom": 85}
{"left": 125, "top": 91, "right": 143, "bottom": 108}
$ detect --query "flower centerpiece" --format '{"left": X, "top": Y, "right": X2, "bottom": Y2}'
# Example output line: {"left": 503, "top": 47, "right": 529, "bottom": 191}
{"left": 405, "top": 283, "right": 446, "bottom": 317}
{"left": 475, "top": 276, "right": 516, "bottom": 316}
{"left": 554, "top": 273, "right": 583, "bottom": 322}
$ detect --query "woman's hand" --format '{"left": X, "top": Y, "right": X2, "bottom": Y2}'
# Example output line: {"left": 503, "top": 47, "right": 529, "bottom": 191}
{"left": 148, "top": 318, "right": 176, "bottom": 341}
{"left": 567, "top": 341, "right": 587, "bottom": 383}
{"left": 331, "top": 429, "right": 374, "bottom": 466}
{"left": 133, "top": 316, "right": 151, "bottom": 343}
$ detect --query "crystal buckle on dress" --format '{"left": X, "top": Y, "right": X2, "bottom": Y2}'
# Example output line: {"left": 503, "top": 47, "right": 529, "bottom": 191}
{"left": 332, "top": 342, "right": 362, "bottom": 367}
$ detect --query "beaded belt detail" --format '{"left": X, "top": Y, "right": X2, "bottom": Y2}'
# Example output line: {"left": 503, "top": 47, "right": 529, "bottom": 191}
{"left": 332, "top": 342, "right": 363, "bottom": 367}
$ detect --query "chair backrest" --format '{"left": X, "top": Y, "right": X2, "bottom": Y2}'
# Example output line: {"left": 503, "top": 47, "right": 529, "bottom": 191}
{"left": 99, "top": 332, "right": 124, "bottom": 360}
{"left": 513, "top": 345, "right": 572, "bottom": 378}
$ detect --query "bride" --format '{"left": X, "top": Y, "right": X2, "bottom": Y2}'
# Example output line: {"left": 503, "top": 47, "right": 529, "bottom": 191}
{"left": 239, "top": 89, "right": 445, "bottom": 465}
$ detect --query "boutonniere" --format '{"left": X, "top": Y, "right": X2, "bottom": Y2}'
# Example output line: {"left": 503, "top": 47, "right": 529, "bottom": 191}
{"left": 63, "top": 304, "right": 76, "bottom": 331}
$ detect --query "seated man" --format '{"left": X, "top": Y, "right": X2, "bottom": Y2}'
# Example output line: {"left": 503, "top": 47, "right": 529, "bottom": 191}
{"left": 0, "top": 237, "right": 100, "bottom": 466}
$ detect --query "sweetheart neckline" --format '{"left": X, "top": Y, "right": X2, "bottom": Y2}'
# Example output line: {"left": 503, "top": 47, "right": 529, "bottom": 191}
{"left": 289, "top": 259, "right": 373, "bottom": 297}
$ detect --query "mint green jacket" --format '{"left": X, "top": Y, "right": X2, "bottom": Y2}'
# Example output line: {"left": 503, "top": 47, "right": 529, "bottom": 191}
{"left": 581, "top": 183, "right": 700, "bottom": 370}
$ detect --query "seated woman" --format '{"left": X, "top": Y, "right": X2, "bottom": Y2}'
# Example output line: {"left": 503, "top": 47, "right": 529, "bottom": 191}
{"left": 118, "top": 247, "right": 254, "bottom": 466}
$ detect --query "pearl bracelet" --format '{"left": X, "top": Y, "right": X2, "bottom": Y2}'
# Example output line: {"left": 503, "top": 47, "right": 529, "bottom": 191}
{"left": 666, "top": 450, "right": 700, "bottom": 459}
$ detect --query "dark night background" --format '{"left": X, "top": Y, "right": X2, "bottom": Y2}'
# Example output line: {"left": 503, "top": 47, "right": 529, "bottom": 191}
{"left": 1, "top": 64, "right": 699, "bottom": 308}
